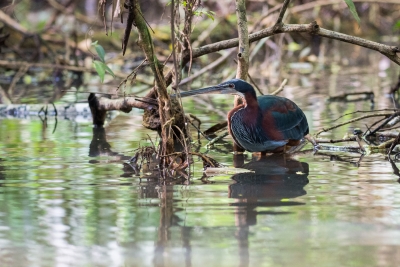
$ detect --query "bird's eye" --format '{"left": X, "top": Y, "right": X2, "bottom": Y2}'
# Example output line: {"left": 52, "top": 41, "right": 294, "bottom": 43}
{"left": 229, "top": 83, "right": 234, "bottom": 88}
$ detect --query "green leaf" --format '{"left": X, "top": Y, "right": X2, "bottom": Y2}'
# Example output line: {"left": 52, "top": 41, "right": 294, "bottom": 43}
{"left": 36, "top": 20, "right": 47, "bottom": 31}
{"left": 343, "top": 0, "right": 361, "bottom": 25}
{"left": 93, "top": 60, "right": 106, "bottom": 83}
{"left": 104, "top": 64, "right": 115, "bottom": 78}
{"left": 95, "top": 44, "right": 106, "bottom": 63}
{"left": 91, "top": 40, "right": 98, "bottom": 46}
{"left": 394, "top": 21, "right": 400, "bottom": 30}
{"left": 287, "top": 42, "right": 301, "bottom": 51}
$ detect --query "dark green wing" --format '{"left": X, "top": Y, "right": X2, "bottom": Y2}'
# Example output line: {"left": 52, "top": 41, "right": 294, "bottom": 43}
{"left": 258, "top": 95, "right": 309, "bottom": 140}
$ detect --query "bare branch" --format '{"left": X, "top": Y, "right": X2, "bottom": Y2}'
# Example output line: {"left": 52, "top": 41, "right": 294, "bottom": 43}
{"left": 187, "top": 22, "right": 400, "bottom": 65}
{"left": 88, "top": 93, "right": 151, "bottom": 112}
{"left": 316, "top": 26, "right": 400, "bottom": 64}
{"left": 271, "top": 79, "right": 288, "bottom": 96}
{"left": 235, "top": 0, "right": 249, "bottom": 80}
{"left": 275, "top": 0, "right": 291, "bottom": 26}
{"left": 0, "top": 9, "right": 29, "bottom": 34}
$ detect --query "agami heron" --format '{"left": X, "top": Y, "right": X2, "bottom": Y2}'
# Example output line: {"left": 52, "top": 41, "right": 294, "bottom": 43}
{"left": 178, "top": 79, "right": 310, "bottom": 153}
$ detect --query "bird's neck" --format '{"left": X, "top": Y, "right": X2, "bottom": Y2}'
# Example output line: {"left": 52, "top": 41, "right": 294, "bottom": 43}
{"left": 228, "top": 92, "right": 260, "bottom": 128}
{"left": 243, "top": 92, "right": 259, "bottom": 110}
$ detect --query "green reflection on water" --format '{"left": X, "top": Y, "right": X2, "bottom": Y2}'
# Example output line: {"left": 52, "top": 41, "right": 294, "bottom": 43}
{"left": 1, "top": 81, "right": 400, "bottom": 267}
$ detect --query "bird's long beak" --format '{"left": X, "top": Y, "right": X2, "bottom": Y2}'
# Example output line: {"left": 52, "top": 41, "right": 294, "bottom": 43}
{"left": 171, "top": 85, "right": 236, "bottom": 98}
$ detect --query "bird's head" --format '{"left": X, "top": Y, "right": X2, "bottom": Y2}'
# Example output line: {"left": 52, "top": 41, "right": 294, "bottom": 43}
{"left": 217, "top": 79, "right": 256, "bottom": 97}
{"left": 174, "top": 79, "right": 256, "bottom": 99}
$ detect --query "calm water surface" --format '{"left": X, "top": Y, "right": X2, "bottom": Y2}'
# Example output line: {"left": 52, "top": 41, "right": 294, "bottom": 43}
{"left": 1, "top": 70, "right": 400, "bottom": 267}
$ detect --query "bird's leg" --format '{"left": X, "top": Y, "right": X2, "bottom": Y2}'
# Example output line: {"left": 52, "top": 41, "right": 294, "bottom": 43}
{"left": 233, "top": 153, "right": 245, "bottom": 167}
{"left": 286, "top": 142, "right": 305, "bottom": 153}
{"left": 305, "top": 134, "right": 320, "bottom": 151}
{"left": 233, "top": 143, "right": 245, "bottom": 154}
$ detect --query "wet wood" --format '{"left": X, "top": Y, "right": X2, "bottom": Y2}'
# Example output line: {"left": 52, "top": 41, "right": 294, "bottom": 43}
{"left": 328, "top": 91, "right": 374, "bottom": 101}
{"left": 88, "top": 93, "right": 108, "bottom": 127}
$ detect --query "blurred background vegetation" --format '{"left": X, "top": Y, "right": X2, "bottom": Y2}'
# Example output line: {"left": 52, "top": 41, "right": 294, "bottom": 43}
{"left": 0, "top": 0, "right": 399, "bottom": 105}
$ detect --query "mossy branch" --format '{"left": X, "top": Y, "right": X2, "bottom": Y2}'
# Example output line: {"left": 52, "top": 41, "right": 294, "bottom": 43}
{"left": 132, "top": 1, "right": 174, "bottom": 157}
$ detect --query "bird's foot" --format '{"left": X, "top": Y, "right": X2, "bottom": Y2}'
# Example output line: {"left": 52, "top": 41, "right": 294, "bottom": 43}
{"left": 305, "top": 134, "right": 320, "bottom": 151}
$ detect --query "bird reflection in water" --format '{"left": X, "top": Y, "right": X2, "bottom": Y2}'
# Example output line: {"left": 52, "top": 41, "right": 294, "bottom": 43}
{"left": 230, "top": 154, "right": 309, "bottom": 206}
{"left": 229, "top": 154, "right": 309, "bottom": 267}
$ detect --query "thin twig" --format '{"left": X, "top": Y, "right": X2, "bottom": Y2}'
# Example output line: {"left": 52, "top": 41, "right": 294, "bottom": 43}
{"left": 271, "top": 78, "right": 288, "bottom": 95}
{"left": 179, "top": 49, "right": 235, "bottom": 86}
{"left": 367, "top": 111, "right": 400, "bottom": 136}
{"left": 315, "top": 136, "right": 358, "bottom": 144}
{"left": 206, "top": 130, "right": 229, "bottom": 148}
{"left": 333, "top": 108, "right": 398, "bottom": 122}
{"left": 387, "top": 132, "right": 400, "bottom": 157}
{"left": 233, "top": 58, "right": 263, "bottom": 95}
{"left": 316, "top": 112, "right": 397, "bottom": 136}
{"left": 204, "top": 121, "right": 228, "bottom": 135}
{"left": 116, "top": 59, "right": 148, "bottom": 92}
{"left": 275, "top": 0, "right": 291, "bottom": 25}
{"left": 247, "top": 73, "right": 263, "bottom": 95}
{"left": 328, "top": 91, "right": 374, "bottom": 101}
